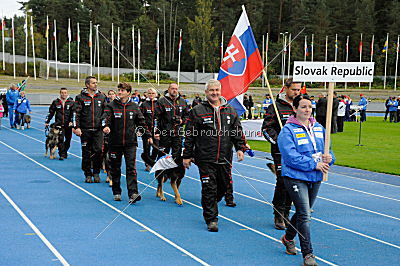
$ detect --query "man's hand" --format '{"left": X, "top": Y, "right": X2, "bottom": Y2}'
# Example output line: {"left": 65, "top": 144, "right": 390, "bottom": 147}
{"left": 316, "top": 162, "right": 330, "bottom": 174}
{"left": 74, "top": 128, "right": 82, "bottom": 136}
{"left": 183, "top": 158, "right": 192, "bottom": 169}
{"left": 148, "top": 137, "right": 153, "bottom": 145}
{"left": 154, "top": 134, "right": 160, "bottom": 140}
{"left": 103, "top": 127, "right": 110, "bottom": 134}
{"left": 237, "top": 150, "right": 244, "bottom": 162}
{"left": 322, "top": 154, "right": 332, "bottom": 164}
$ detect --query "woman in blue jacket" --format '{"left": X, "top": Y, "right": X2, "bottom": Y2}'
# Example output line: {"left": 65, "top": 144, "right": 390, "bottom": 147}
{"left": 277, "top": 95, "right": 335, "bottom": 266}
{"left": 13, "top": 91, "right": 32, "bottom": 129}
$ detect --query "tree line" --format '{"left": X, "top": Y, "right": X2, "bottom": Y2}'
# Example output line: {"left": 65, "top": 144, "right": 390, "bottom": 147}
{"left": 1, "top": 0, "right": 400, "bottom": 78}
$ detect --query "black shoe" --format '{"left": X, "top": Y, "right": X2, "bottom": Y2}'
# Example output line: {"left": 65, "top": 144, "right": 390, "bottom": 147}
{"left": 85, "top": 176, "right": 93, "bottom": 183}
{"left": 129, "top": 193, "right": 142, "bottom": 204}
{"left": 303, "top": 253, "right": 318, "bottom": 266}
{"left": 274, "top": 216, "right": 286, "bottom": 230}
{"left": 59, "top": 157, "right": 64, "bottom": 161}
{"left": 93, "top": 174, "right": 101, "bottom": 183}
{"left": 226, "top": 201, "right": 237, "bottom": 207}
{"left": 281, "top": 235, "right": 297, "bottom": 255}
{"left": 207, "top": 221, "right": 218, "bottom": 232}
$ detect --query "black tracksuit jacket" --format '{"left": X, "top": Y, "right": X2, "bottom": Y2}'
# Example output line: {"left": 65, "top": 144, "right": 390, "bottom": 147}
{"left": 102, "top": 98, "right": 150, "bottom": 146}
{"left": 45, "top": 97, "right": 74, "bottom": 127}
{"left": 183, "top": 99, "right": 247, "bottom": 164}
{"left": 74, "top": 89, "right": 107, "bottom": 130}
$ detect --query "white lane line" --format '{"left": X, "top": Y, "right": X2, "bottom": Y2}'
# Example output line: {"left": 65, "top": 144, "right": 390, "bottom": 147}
{"left": 11, "top": 124, "right": 400, "bottom": 221}
{"left": 0, "top": 140, "right": 210, "bottom": 266}
{"left": 0, "top": 188, "right": 70, "bottom": 266}
{"left": 1, "top": 127, "right": 337, "bottom": 266}
{"left": 28, "top": 114, "right": 400, "bottom": 188}
{"left": 182, "top": 175, "right": 400, "bottom": 250}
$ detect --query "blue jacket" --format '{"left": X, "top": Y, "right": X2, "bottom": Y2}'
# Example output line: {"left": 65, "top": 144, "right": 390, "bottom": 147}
{"left": 6, "top": 89, "right": 19, "bottom": 106}
{"left": 278, "top": 116, "right": 335, "bottom": 183}
{"left": 13, "top": 96, "right": 31, "bottom": 114}
{"left": 358, "top": 97, "right": 367, "bottom": 110}
{"left": 388, "top": 99, "right": 398, "bottom": 112}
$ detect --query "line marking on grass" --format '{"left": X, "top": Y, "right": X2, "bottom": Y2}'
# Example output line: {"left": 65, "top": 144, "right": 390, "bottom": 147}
{"left": 0, "top": 187, "right": 70, "bottom": 266}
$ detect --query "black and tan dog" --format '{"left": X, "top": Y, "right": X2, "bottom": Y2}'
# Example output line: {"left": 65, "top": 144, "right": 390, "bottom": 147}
{"left": 23, "top": 114, "right": 31, "bottom": 129}
{"left": 45, "top": 123, "right": 62, "bottom": 159}
{"left": 156, "top": 165, "right": 185, "bottom": 206}
{"left": 143, "top": 148, "right": 185, "bottom": 205}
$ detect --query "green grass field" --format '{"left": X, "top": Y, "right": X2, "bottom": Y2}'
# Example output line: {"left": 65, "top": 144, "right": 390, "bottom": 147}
{"left": 248, "top": 117, "right": 400, "bottom": 176}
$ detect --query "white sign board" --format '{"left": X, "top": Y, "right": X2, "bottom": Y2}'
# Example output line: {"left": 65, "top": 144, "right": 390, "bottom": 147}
{"left": 293, "top": 61, "right": 375, "bottom": 82}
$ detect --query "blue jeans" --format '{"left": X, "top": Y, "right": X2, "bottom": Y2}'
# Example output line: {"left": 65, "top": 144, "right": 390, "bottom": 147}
{"left": 283, "top": 176, "right": 321, "bottom": 257}
{"left": 8, "top": 105, "right": 14, "bottom": 127}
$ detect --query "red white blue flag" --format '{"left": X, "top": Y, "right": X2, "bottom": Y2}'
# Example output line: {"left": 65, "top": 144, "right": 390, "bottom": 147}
{"left": 178, "top": 30, "right": 182, "bottom": 53}
{"left": 217, "top": 6, "right": 263, "bottom": 115}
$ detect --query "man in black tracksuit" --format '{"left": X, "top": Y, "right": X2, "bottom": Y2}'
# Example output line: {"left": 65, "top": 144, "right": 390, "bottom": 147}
{"left": 261, "top": 78, "right": 300, "bottom": 230}
{"left": 154, "top": 84, "right": 189, "bottom": 183}
{"left": 45, "top": 88, "right": 74, "bottom": 160}
{"left": 139, "top": 88, "right": 160, "bottom": 171}
{"left": 73, "top": 76, "right": 107, "bottom": 183}
{"left": 103, "top": 82, "right": 151, "bottom": 203}
{"left": 183, "top": 79, "right": 247, "bottom": 232}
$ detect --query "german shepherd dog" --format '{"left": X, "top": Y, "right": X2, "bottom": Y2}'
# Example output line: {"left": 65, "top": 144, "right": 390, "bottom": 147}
{"left": 142, "top": 146, "right": 185, "bottom": 205}
{"left": 45, "top": 123, "right": 62, "bottom": 159}
{"left": 23, "top": 114, "right": 31, "bottom": 128}
{"left": 156, "top": 166, "right": 185, "bottom": 205}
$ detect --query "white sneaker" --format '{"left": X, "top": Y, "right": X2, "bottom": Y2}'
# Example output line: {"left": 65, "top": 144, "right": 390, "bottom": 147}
{"left": 21, "top": 126, "right": 24, "bottom": 130}
{"left": 16, "top": 125, "right": 20, "bottom": 129}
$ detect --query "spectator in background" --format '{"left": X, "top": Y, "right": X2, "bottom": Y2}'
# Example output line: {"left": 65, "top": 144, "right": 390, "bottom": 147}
{"left": 331, "top": 92, "right": 339, "bottom": 134}
{"left": 13, "top": 91, "right": 32, "bottom": 130}
{"left": 1, "top": 92, "right": 8, "bottom": 118}
{"left": 248, "top": 95, "right": 254, "bottom": 119}
{"left": 384, "top": 97, "right": 391, "bottom": 121}
{"left": 344, "top": 95, "right": 353, "bottom": 121}
{"left": 388, "top": 97, "right": 398, "bottom": 123}
{"left": 358, "top": 94, "right": 368, "bottom": 122}
{"left": 132, "top": 90, "right": 140, "bottom": 104}
{"left": 6, "top": 84, "right": 19, "bottom": 128}
{"left": 310, "top": 96, "right": 316, "bottom": 117}
{"left": 397, "top": 96, "right": 400, "bottom": 122}
{"left": 243, "top": 94, "right": 250, "bottom": 119}
{"left": 0, "top": 100, "right": 4, "bottom": 129}
{"left": 192, "top": 93, "right": 202, "bottom": 108}
{"left": 106, "top": 90, "right": 116, "bottom": 103}
{"left": 315, "top": 94, "right": 327, "bottom": 127}
{"left": 337, "top": 96, "right": 346, "bottom": 132}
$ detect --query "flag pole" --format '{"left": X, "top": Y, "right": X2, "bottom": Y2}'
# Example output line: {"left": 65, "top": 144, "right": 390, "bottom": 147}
{"left": 12, "top": 17, "right": 15, "bottom": 79}
{"left": 304, "top": 35, "right": 307, "bottom": 62}
{"left": 25, "top": 14, "right": 28, "bottom": 75}
{"left": 369, "top": 35, "right": 374, "bottom": 90}
{"left": 132, "top": 25, "right": 135, "bottom": 82}
{"left": 177, "top": 29, "right": 182, "bottom": 86}
{"left": 345, "top": 35, "right": 349, "bottom": 90}
{"left": 111, "top": 23, "right": 114, "bottom": 81}
{"left": 384, "top": 33, "right": 389, "bottom": 90}
{"left": 323, "top": 82, "right": 335, "bottom": 181}
{"left": 265, "top": 32, "right": 269, "bottom": 77}
{"left": 287, "top": 33, "right": 291, "bottom": 77}
{"left": 394, "top": 35, "right": 399, "bottom": 91}
{"left": 96, "top": 25, "right": 100, "bottom": 81}
{"left": 334, "top": 34, "right": 338, "bottom": 62}
{"left": 1, "top": 17, "right": 5, "bottom": 70}
{"left": 262, "top": 35, "right": 265, "bottom": 88}
{"left": 30, "top": 16, "right": 36, "bottom": 80}
{"left": 68, "top": 18, "right": 71, "bottom": 78}
{"left": 89, "top": 21, "right": 93, "bottom": 76}
{"left": 263, "top": 70, "right": 283, "bottom": 129}
{"left": 77, "top": 22, "right": 80, "bottom": 83}
{"left": 282, "top": 34, "right": 287, "bottom": 83}
{"left": 324, "top": 35, "right": 328, "bottom": 89}
{"left": 54, "top": 19, "right": 58, "bottom": 81}
{"left": 359, "top": 33, "right": 363, "bottom": 88}
{"left": 137, "top": 28, "right": 140, "bottom": 85}
{"left": 46, "top": 16, "right": 49, "bottom": 79}
{"left": 310, "top": 33, "right": 313, "bottom": 84}
{"left": 156, "top": 28, "right": 160, "bottom": 86}
{"left": 221, "top": 31, "right": 224, "bottom": 63}
{"left": 117, "top": 27, "right": 120, "bottom": 83}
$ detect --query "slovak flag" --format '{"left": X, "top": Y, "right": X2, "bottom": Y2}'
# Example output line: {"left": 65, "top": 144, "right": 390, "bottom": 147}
{"left": 217, "top": 6, "right": 263, "bottom": 116}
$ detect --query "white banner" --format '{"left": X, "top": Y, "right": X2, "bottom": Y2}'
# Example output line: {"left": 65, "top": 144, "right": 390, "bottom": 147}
{"left": 241, "top": 120, "right": 266, "bottom": 141}
{"left": 293, "top": 61, "right": 375, "bottom": 82}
